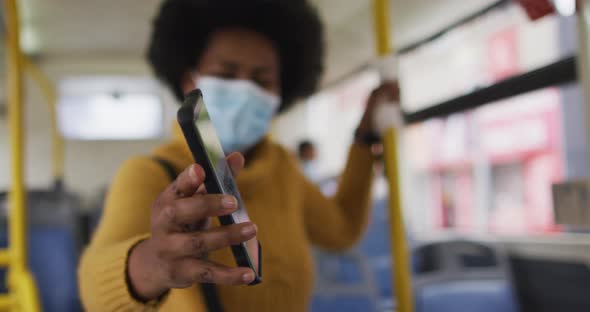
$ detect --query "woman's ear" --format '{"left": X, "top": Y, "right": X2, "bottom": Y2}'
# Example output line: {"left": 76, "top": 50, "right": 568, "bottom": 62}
{"left": 181, "top": 71, "right": 198, "bottom": 94}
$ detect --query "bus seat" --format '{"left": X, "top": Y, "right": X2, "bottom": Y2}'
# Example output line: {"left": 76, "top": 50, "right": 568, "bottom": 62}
{"left": 359, "top": 198, "right": 419, "bottom": 299}
{"left": 29, "top": 226, "right": 81, "bottom": 312}
{"left": 366, "top": 255, "right": 393, "bottom": 299}
{"left": 413, "top": 240, "right": 519, "bottom": 312}
{"left": 0, "top": 226, "right": 81, "bottom": 312}
{"left": 509, "top": 255, "right": 590, "bottom": 312}
{"left": 311, "top": 295, "right": 375, "bottom": 312}
{"left": 416, "top": 279, "right": 516, "bottom": 312}
{"left": 312, "top": 249, "right": 379, "bottom": 311}
{"left": 311, "top": 196, "right": 401, "bottom": 311}
{"left": 359, "top": 199, "right": 394, "bottom": 299}
{"left": 0, "top": 190, "right": 83, "bottom": 312}
{"left": 359, "top": 199, "right": 390, "bottom": 258}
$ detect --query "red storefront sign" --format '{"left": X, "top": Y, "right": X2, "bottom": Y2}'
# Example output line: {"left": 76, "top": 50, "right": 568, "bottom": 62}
{"left": 516, "top": 0, "right": 555, "bottom": 20}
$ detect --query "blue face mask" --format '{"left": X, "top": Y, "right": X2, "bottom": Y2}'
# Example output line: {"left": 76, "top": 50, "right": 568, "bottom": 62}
{"left": 196, "top": 76, "right": 281, "bottom": 153}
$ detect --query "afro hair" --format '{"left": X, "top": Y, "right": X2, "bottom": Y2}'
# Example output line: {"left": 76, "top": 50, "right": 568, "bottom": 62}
{"left": 147, "top": 0, "right": 325, "bottom": 112}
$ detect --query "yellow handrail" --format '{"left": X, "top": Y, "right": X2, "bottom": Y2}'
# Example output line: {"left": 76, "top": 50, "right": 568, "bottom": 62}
{"left": 22, "top": 57, "right": 65, "bottom": 182}
{"left": 3, "top": 0, "right": 42, "bottom": 311}
{"left": 5, "top": 0, "right": 26, "bottom": 274}
{"left": 0, "top": 295, "right": 13, "bottom": 310}
{"left": 0, "top": 251, "right": 9, "bottom": 266}
{"left": 372, "top": 1, "right": 415, "bottom": 312}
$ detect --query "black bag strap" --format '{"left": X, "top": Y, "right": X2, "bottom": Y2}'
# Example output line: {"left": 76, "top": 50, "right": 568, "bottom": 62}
{"left": 152, "top": 157, "right": 179, "bottom": 183}
{"left": 152, "top": 157, "right": 224, "bottom": 312}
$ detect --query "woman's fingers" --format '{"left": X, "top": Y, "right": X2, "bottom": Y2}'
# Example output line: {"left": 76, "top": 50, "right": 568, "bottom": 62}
{"left": 158, "top": 194, "right": 238, "bottom": 232}
{"left": 162, "top": 153, "right": 243, "bottom": 202}
{"left": 145, "top": 157, "right": 257, "bottom": 294}
{"left": 181, "top": 259, "right": 256, "bottom": 285}
{"left": 157, "top": 222, "right": 258, "bottom": 259}
{"left": 196, "top": 184, "right": 207, "bottom": 195}
{"left": 226, "top": 152, "right": 245, "bottom": 176}
{"left": 170, "top": 164, "right": 206, "bottom": 199}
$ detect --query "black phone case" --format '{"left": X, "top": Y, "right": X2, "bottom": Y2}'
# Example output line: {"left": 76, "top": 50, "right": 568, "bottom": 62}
{"left": 177, "top": 89, "right": 262, "bottom": 285}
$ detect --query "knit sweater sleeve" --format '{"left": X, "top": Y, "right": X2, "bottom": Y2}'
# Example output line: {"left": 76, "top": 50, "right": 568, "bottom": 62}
{"left": 78, "top": 156, "right": 172, "bottom": 311}
{"left": 303, "top": 143, "right": 374, "bottom": 251}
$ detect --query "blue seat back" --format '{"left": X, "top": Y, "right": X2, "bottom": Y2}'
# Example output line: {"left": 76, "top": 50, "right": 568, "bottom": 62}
{"left": 0, "top": 226, "right": 81, "bottom": 312}
{"left": 416, "top": 280, "right": 517, "bottom": 312}
{"left": 0, "top": 191, "right": 82, "bottom": 312}
{"left": 413, "top": 240, "right": 519, "bottom": 312}
{"left": 312, "top": 195, "right": 402, "bottom": 311}
{"left": 312, "top": 296, "right": 375, "bottom": 312}
{"left": 30, "top": 226, "right": 81, "bottom": 312}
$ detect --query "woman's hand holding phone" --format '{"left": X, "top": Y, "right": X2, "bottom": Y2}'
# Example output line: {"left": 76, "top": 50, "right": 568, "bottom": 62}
{"left": 127, "top": 153, "right": 258, "bottom": 301}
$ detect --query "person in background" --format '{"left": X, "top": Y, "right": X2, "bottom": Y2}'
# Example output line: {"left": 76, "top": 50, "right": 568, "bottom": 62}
{"left": 298, "top": 140, "right": 320, "bottom": 182}
{"left": 78, "top": 0, "right": 399, "bottom": 311}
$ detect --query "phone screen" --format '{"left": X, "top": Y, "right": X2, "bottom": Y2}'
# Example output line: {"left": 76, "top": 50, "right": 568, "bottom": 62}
{"left": 192, "top": 96, "right": 259, "bottom": 273}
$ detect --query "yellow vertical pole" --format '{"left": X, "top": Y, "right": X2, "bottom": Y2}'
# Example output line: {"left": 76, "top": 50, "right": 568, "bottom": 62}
{"left": 5, "top": 0, "right": 27, "bottom": 276}
{"left": 4, "top": 0, "right": 41, "bottom": 311}
{"left": 23, "top": 57, "right": 64, "bottom": 183}
{"left": 372, "top": 1, "right": 415, "bottom": 312}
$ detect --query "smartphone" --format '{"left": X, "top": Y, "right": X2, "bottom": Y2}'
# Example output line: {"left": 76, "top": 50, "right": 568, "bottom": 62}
{"left": 177, "top": 89, "right": 261, "bottom": 285}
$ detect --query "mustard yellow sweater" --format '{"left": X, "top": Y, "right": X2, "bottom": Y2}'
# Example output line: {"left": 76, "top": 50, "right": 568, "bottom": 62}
{"left": 78, "top": 125, "right": 374, "bottom": 311}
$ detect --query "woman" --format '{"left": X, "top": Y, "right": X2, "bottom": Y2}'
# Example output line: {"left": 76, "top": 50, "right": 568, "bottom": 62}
{"left": 78, "top": 0, "right": 399, "bottom": 311}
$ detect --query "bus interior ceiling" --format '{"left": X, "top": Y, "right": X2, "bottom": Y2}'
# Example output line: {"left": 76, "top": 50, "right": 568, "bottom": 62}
{"left": 0, "top": 0, "right": 501, "bottom": 212}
